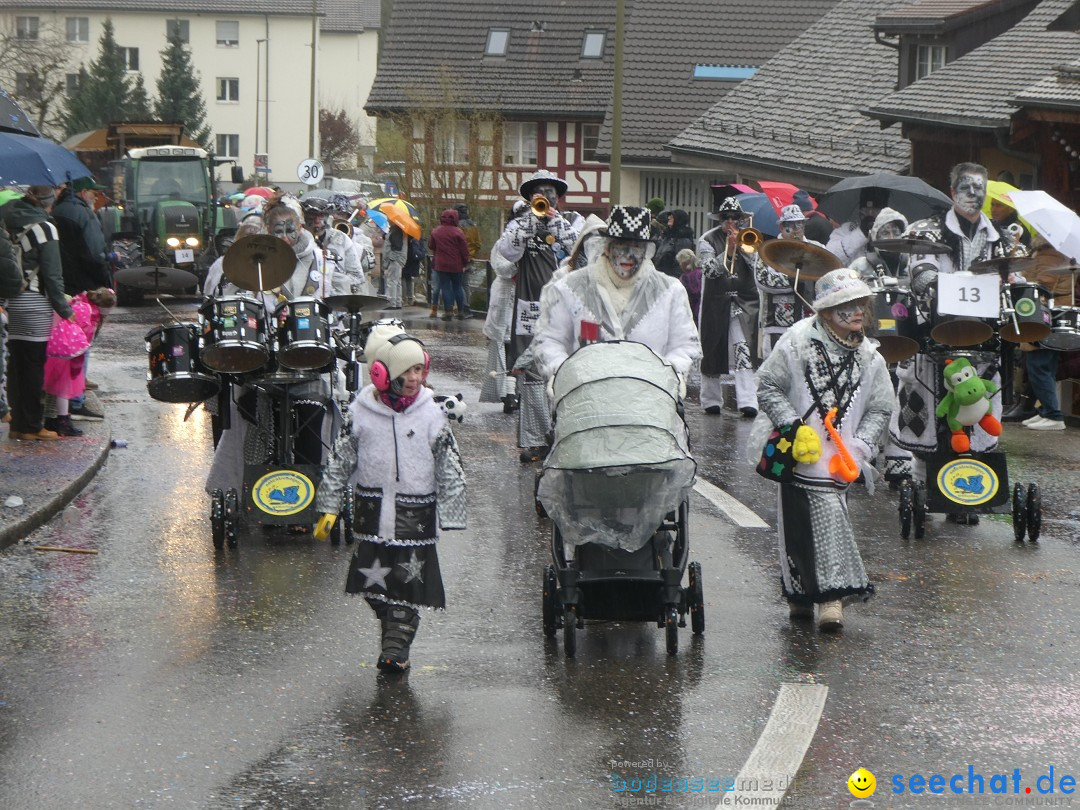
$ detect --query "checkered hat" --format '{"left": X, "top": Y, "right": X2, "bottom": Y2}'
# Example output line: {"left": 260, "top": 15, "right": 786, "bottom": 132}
{"left": 605, "top": 206, "right": 653, "bottom": 242}
{"left": 780, "top": 204, "right": 806, "bottom": 223}
{"left": 717, "top": 197, "right": 744, "bottom": 216}
{"left": 812, "top": 268, "right": 873, "bottom": 312}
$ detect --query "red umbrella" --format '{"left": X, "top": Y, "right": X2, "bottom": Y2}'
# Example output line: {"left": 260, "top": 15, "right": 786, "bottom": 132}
{"left": 244, "top": 186, "right": 275, "bottom": 199}
{"left": 756, "top": 181, "right": 807, "bottom": 215}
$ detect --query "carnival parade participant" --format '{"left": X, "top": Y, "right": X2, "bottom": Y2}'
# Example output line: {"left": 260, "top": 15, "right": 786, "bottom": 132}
{"left": 204, "top": 198, "right": 347, "bottom": 530}
{"left": 850, "top": 208, "right": 910, "bottom": 284}
{"left": 696, "top": 197, "right": 759, "bottom": 416}
{"left": 754, "top": 204, "right": 818, "bottom": 360}
{"left": 826, "top": 188, "right": 888, "bottom": 265}
{"left": 480, "top": 202, "right": 527, "bottom": 409}
{"left": 301, "top": 196, "right": 365, "bottom": 294}
{"left": 889, "top": 163, "right": 1010, "bottom": 518}
{"left": 531, "top": 205, "right": 700, "bottom": 385}
{"left": 493, "top": 169, "right": 580, "bottom": 462}
{"left": 751, "top": 268, "right": 893, "bottom": 631}
{"left": 314, "top": 330, "right": 466, "bottom": 673}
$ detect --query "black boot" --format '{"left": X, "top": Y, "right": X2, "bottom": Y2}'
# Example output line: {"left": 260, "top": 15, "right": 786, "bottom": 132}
{"left": 502, "top": 393, "right": 519, "bottom": 414}
{"left": 378, "top": 606, "right": 420, "bottom": 673}
{"left": 1002, "top": 397, "right": 1037, "bottom": 423}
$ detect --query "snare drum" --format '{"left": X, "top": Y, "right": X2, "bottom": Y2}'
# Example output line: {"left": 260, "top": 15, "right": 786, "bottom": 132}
{"left": 146, "top": 323, "right": 220, "bottom": 403}
{"left": 999, "top": 282, "right": 1052, "bottom": 344}
{"left": 1041, "top": 306, "right": 1080, "bottom": 350}
{"left": 275, "top": 296, "right": 333, "bottom": 370}
{"left": 199, "top": 295, "right": 269, "bottom": 373}
{"left": 871, "top": 287, "right": 920, "bottom": 363}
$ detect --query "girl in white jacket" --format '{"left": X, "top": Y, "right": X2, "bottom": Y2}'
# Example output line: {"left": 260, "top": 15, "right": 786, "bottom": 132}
{"left": 315, "top": 328, "right": 466, "bottom": 673}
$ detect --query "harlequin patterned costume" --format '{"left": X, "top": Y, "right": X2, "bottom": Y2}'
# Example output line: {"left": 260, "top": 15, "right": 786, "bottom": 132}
{"left": 317, "top": 384, "right": 466, "bottom": 609}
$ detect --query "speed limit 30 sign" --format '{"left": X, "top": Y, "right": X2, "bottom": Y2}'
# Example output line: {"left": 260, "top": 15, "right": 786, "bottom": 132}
{"left": 297, "top": 159, "right": 324, "bottom": 185}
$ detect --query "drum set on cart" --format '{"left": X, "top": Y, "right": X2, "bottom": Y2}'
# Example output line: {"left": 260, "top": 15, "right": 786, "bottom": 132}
{"left": 144, "top": 234, "right": 386, "bottom": 549}
{"left": 757, "top": 235, "right": 1055, "bottom": 542}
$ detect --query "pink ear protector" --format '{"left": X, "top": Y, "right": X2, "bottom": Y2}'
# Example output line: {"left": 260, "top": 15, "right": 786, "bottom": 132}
{"left": 370, "top": 334, "right": 430, "bottom": 392}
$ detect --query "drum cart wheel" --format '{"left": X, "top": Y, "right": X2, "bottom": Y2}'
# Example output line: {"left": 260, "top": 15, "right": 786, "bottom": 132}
{"left": 899, "top": 480, "right": 914, "bottom": 539}
{"left": 1026, "top": 483, "right": 1042, "bottom": 542}
{"left": 563, "top": 605, "right": 577, "bottom": 658}
{"left": 664, "top": 605, "right": 679, "bottom": 656}
{"left": 1012, "top": 483, "right": 1027, "bottom": 542}
{"left": 534, "top": 470, "right": 547, "bottom": 518}
{"left": 688, "top": 561, "right": 705, "bottom": 635}
{"left": 224, "top": 488, "right": 240, "bottom": 549}
{"left": 913, "top": 481, "right": 927, "bottom": 539}
{"left": 542, "top": 566, "right": 559, "bottom": 638}
{"left": 210, "top": 489, "right": 225, "bottom": 550}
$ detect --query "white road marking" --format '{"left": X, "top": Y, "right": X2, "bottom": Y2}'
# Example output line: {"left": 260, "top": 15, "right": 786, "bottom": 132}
{"left": 693, "top": 479, "right": 770, "bottom": 528}
{"left": 717, "top": 682, "right": 829, "bottom": 810}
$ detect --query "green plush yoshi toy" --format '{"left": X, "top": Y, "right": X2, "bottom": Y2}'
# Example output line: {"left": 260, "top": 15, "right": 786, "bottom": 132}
{"left": 934, "top": 357, "right": 1002, "bottom": 453}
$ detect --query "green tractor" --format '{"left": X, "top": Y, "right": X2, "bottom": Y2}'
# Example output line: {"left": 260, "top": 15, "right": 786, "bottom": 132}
{"left": 100, "top": 146, "right": 239, "bottom": 304}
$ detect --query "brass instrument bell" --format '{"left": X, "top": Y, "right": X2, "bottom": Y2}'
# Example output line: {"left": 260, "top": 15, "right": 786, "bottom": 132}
{"left": 531, "top": 197, "right": 550, "bottom": 218}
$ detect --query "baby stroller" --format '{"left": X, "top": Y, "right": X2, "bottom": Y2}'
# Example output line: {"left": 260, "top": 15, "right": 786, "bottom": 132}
{"left": 536, "top": 342, "right": 702, "bottom": 657}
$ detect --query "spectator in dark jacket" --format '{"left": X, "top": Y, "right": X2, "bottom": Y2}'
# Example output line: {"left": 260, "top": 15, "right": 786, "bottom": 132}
{"left": 428, "top": 209, "right": 471, "bottom": 321}
{"left": 52, "top": 175, "right": 110, "bottom": 416}
{"left": 653, "top": 209, "right": 696, "bottom": 278}
{"left": 53, "top": 176, "right": 111, "bottom": 295}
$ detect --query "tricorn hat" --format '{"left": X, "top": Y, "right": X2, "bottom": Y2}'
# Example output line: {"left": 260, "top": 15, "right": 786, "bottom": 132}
{"left": 519, "top": 169, "right": 568, "bottom": 200}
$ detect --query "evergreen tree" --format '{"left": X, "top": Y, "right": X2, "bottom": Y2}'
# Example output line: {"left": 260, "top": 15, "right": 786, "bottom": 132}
{"left": 154, "top": 29, "right": 211, "bottom": 148}
{"left": 129, "top": 73, "right": 153, "bottom": 120}
{"left": 63, "top": 19, "right": 135, "bottom": 135}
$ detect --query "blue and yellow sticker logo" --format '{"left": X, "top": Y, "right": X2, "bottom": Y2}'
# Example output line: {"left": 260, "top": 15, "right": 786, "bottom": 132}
{"left": 252, "top": 470, "right": 315, "bottom": 516}
{"left": 937, "top": 458, "right": 999, "bottom": 506}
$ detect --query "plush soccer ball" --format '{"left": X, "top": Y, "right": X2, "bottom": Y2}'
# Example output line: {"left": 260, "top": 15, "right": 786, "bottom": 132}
{"left": 434, "top": 393, "right": 466, "bottom": 423}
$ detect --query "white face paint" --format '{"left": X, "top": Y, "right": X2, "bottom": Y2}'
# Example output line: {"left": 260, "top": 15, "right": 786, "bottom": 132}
{"left": 607, "top": 240, "right": 648, "bottom": 279}
{"left": 823, "top": 299, "right": 868, "bottom": 338}
{"left": 953, "top": 173, "right": 987, "bottom": 218}
{"left": 875, "top": 221, "right": 904, "bottom": 241}
{"left": 270, "top": 216, "right": 301, "bottom": 246}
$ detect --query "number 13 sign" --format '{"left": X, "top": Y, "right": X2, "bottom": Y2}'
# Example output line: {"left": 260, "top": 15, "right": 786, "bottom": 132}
{"left": 937, "top": 274, "right": 999, "bottom": 319}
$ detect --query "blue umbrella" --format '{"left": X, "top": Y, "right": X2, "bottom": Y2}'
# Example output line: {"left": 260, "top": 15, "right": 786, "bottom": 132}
{"left": 734, "top": 192, "right": 780, "bottom": 237}
{"left": 0, "top": 87, "right": 41, "bottom": 137}
{"left": 366, "top": 209, "right": 389, "bottom": 234}
{"left": 0, "top": 132, "right": 91, "bottom": 187}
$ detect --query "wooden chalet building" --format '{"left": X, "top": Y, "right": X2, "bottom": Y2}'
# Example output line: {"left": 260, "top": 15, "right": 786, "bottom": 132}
{"left": 365, "top": 0, "right": 617, "bottom": 227}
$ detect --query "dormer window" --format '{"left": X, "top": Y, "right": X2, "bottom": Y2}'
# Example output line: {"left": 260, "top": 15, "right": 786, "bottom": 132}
{"left": 486, "top": 28, "right": 509, "bottom": 56}
{"left": 915, "top": 44, "right": 947, "bottom": 79}
{"left": 581, "top": 30, "right": 605, "bottom": 59}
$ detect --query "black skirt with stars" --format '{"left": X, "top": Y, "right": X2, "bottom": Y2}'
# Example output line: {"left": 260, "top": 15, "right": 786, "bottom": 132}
{"left": 344, "top": 487, "right": 446, "bottom": 609}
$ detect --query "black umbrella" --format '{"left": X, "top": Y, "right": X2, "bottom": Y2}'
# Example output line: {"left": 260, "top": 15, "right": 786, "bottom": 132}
{"left": 0, "top": 87, "right": 42, "bottom": 137}
{"left": 819, "top": 172, "right": 953, "bottom": 223}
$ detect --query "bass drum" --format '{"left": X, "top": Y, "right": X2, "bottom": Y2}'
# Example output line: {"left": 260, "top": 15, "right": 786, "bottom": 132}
{"left": 146, "top": 323, "right": 220, "bottom": 403}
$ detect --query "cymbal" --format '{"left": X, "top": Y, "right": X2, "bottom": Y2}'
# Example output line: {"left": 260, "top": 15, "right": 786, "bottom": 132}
{"left": 967, "top": 255, "right": 1037, "bottom": 275}
{"left": 758, "top": 239, "right": 842, "bottom": 281}
{"left": 223, "top": 235, "right": 295, "bottom": 291}
{"left": 323, "top": 294, "right": 389, "bottom": 312}
{"left": 114, "top": 265, "right": 198, "bottom": 290}
{"left": 1031, "top": 262, "right": 1080, "bottom": 275}
{"left": 872, "top": 237, "right": 951, "bottom": 255}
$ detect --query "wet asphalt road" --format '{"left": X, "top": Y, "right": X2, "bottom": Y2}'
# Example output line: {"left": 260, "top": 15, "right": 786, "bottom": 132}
{"left": 2, "top": 302, "right": 1080, "bottom": 810}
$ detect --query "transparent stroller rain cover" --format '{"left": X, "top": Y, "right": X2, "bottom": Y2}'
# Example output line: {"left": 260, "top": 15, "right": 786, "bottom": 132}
{"left": 537, "top": 341, "right": 696, "bottom": 552}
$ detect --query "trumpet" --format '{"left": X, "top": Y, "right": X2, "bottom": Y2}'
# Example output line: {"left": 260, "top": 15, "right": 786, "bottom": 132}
{"left": 333, "top": 218, "right": 354, "bottom": 239}
{"left": 531, "top": 197, "right": 550, "bottom": 218}
{"left": 723, "top": 226, "right": 764, "bottom": 274}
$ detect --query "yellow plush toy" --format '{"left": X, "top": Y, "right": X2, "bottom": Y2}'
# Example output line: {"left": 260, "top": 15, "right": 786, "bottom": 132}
{"left": 793, "top": 424, "right": 822, "bottom": 464}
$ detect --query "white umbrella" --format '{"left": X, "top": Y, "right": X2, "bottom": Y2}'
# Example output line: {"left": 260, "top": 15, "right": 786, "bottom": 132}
{"left": 1006, "top": 190, "right": 1080, "bottom": 263}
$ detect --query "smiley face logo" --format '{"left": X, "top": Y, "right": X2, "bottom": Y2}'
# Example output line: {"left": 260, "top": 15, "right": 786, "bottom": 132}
{"left": 847, "top": 768, "right": 876, "bottom": 798}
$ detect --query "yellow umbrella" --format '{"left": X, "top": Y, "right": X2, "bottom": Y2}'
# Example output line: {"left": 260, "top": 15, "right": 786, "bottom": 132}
{"left": 369, "top": 197, "right": 421, "bottom": 239}
{"left": 983, "top": 180, "right": 1019, "bottom": 217}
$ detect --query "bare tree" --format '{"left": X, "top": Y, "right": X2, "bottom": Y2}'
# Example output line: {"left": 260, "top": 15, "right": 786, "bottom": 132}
{"left": 0, "top": 18, "right": 73, "bottom": 139}
{"left": 319, "top": 108, "right": 361, "bottom": 174}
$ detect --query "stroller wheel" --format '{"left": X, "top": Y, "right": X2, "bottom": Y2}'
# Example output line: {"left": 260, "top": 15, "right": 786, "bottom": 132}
{"left": 210, "top": 489, "right": 225, "bottom": 550}
{"left": 665, "top": 605, "right": 679, "bottom": 655}
{"left": 1026, "top": 482, "right": 1042, "bottom": 543}
{"left": 563, "top": 606, "right": 577, "bottom": 658}
{"left": 542, "top": 566, "right": 558, "bottom": 638}
{"left": 688, "top": 561, "right": 705, "bottom": 635}
{"left": 224, "top": 489, "right": 240, "bottom": 549}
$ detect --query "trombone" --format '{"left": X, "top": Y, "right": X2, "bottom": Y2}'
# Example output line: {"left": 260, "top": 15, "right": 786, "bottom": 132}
{"left": 723, "top": 214, "right": 764, "bottom": 275}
